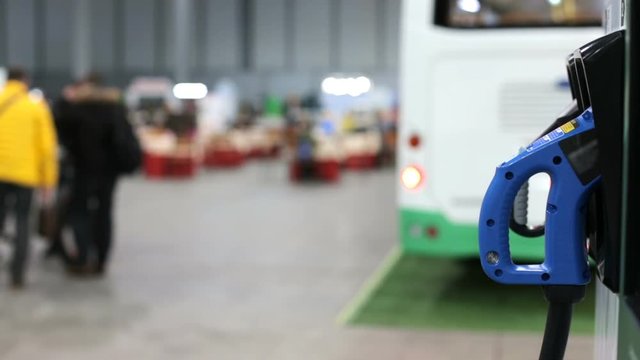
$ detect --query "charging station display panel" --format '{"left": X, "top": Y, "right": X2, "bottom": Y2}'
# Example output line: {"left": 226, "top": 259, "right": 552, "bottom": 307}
{"left": 434, "top": 0, "right": 602, "bottom": 28}
{"left": 624, "top": 0, "right": 640, "bottom": 311}
{"left": 620, "top": 0, "right": 640, "bottom": 355}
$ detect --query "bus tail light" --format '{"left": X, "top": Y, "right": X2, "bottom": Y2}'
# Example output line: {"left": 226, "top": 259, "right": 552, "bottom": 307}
{"left": 401, "top": 165, "right": 424, "bottom": 190}
{"left": 409, "top": 134, "right": 421, "bottom": 148}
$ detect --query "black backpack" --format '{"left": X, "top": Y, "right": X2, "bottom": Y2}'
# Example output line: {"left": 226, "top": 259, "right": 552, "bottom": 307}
{"left": 111, "top": 105, "right": 142, "bottom": 174}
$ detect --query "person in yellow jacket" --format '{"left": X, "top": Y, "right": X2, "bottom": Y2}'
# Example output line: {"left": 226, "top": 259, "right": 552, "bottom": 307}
{"left": 0, "top": 67, "right": 58, "bottom": 289}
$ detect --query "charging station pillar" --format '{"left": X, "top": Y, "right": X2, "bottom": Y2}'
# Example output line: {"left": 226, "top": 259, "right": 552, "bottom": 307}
{"left": 595, "top": 0, "right": 640, "bottom": 357}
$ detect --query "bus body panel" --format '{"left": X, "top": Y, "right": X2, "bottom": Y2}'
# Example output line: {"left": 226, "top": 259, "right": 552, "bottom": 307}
{"left": 398, "top": 0, "right": 602, "bottom": 258}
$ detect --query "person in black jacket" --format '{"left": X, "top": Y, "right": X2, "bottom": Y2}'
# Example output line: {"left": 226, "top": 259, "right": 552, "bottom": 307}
{"left": 53, "top": 74, "right": 140, "bottom": 276}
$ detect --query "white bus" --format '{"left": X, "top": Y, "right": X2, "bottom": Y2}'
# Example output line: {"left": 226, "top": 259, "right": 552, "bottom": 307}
{"left": 398, "top": 0, "right": 602, "bottom": 258}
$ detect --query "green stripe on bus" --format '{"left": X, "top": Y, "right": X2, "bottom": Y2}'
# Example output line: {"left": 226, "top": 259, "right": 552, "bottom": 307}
{"left": 399, "top": 208, "right": 545, "bottom": 260}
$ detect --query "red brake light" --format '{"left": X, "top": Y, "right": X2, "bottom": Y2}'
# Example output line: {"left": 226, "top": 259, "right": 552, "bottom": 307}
{"left": 409, "top": 134, "right": 421, "bottom": 148}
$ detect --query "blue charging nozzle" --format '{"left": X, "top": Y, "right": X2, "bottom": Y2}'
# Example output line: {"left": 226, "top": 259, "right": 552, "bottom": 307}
{"left": 479, "top": 108, "right": 600, "bottom": 286}
{"left": 478, "top": 30, "right": 625, "bottom": 360}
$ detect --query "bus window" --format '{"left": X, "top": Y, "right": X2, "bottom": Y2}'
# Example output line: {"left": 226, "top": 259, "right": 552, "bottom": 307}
{"left": 434, "top": 0, "right": 603, "bottom": 28}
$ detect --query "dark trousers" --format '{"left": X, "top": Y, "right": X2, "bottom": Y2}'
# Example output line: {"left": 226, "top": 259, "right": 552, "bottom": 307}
{"left": 68, "top": 177, "right": 116, "bottom": 270}
{"left": 45, "top": 186, "right": 72, "bottom": 263}
{"left": 0, "top": 181, "right": 34, "bottom": 283}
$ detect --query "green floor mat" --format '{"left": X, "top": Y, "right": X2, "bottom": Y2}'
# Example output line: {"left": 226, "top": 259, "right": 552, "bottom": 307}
{"left": 342, "top": 250, "right": 595, "bottom": 334}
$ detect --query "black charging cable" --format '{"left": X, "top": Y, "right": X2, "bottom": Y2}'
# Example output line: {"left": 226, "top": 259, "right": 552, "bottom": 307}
{"left": 538, "top": 285, "right": 587, "bottom": 360}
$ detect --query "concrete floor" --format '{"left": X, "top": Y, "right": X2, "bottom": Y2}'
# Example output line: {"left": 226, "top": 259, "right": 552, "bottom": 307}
{"left": 0, "top": 161, "right": 593, "bottom": 359}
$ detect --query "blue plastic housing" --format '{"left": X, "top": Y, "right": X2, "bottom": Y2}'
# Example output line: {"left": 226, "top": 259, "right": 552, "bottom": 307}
{"left": 479, "top": 108, "right": 600, "bottom": 285}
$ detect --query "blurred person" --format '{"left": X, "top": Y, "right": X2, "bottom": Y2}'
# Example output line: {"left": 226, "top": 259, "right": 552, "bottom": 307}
{"left": 0, "top": 67, "right": 58, "bottom": 289}
{"left": 54, "top": 73, "right": 140, "bottom": 276}
{"left": 283, "top": 95, "right": 302, "bottom": 127}
{"left": 44, "top": 81, "right": 82, "bottom": 262}
{"left": 295, "top": 120, "right": 316, "bottom": 180}
{"left": 43, "top": 143, "right": 74, "bottom": 262}
{"left": 235, "top": 100, "right": 256, "bottom": 128}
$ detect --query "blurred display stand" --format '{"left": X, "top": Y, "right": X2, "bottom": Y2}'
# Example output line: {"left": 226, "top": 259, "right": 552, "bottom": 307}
{"left": 286, "top": 80, "right": 397, "bottom": 183}
{"left": 123, "top": 75, "right": 396, "bottom": 181}
{"left": 139, "top": 128, "right": 198, "bottom": 179}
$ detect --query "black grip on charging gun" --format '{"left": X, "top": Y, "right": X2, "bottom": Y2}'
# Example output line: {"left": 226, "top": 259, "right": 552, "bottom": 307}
{"left": 509, "top": 181, "right": 545, "bottom": 238}
{"left": 510, "top": 217, "right": 545, "bottom": 237}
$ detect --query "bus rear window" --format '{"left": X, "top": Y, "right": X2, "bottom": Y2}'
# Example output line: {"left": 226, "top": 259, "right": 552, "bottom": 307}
{"left": 434, "top": 0, "right": 603, "bottom": 28}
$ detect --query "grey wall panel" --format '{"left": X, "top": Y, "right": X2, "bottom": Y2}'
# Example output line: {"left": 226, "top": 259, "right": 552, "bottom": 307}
{"left": 384, "top": 0, "right": 400, "bottom": 70}
{"left": 162, "top": 0, "right": 175, "bottom": 72}
{"left": 44, "top": 0, "right": 73, "bottom": 72}
{"left": 161, "top": 0, "right": 197, "bottom": 79}
{"left": 123, "top": 0, "right": 155, "bottom": 71}
{"left": 1, "top": 0, "right": 401, "bottom": 96}
{"left": 253, "top": 0, "right": 286, "bottom": 70}
{"left": 188, "top": 0, "right": 200, "bottom": 71}
{"left": 204, "top": 0, "right": 241, "bottom": 70}
{"left": 0, "top": 0, "right": 7, "bottom": 64}
{"left": 90, "top": 0, "right": 115, "bottom": 72}
{"left": 293, "top": 0, "right": 330, "bottom": 70}
{"left": 338, "top": 0, "right": 377, "bottom": 70}
{"left": 6, "top": 0, "right": 36, "bottom": 69}
{"left": 172, "top": 0, "right": 195, "bottom": 81}
{"left": 266, "top": 72, "right": 315, "bottom": 97}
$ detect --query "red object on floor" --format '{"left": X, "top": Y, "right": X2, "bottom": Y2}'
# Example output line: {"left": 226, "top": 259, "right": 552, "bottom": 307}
{"left": 248, "top": 148, "right": 267, "bottom": 158}
{"left": 289, "top": 161, "right": 302, "bottom": 181}
{"left": 143, "top": 153, "right": 167, "bottom": 178}
{"left": 270, "top": 146, "right": 281, "bottom": 158}
{"left": 344, "top": 154, "right": 377, "bottom": 170}
{"left": 203, "top": 149, "right": 245, "bottom": 167}
{"left": 144, "top": 153, "right": 197, "bottom": 179}
{"left": 248, "top": 146, "right": 281, "bottom": 159}
{"left": 167, "top": 156, "right": 197, "bottom": 178}
{"left": 315, "top": 160, "right": 340, "bottom": 182}
{"left": 289, "top": 160, "right": 340, "bottom": 183}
